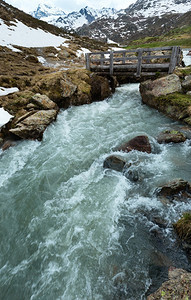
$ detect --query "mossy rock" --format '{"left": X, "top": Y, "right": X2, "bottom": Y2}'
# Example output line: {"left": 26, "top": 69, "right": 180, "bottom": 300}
{"left": 173, "top": 212, "right": 191, "bottom": 249}
{"left": 157, "top": 129, "right": 187, "bottom": 143}
{"left": 174, "top": 66, "right": 191, "bottom": 78}
{"left": 0, "top": 90, "right": 34, "bottom": 115}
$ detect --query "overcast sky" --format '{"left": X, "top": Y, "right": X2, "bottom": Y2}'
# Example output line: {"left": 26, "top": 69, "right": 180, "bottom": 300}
{"left": 4, "top": 0, "right": 137, "bottom": 13}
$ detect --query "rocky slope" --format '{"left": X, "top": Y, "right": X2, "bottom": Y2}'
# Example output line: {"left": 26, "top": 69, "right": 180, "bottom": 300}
{"left": 0, "top": 0, "right": 116, "bottom": 146}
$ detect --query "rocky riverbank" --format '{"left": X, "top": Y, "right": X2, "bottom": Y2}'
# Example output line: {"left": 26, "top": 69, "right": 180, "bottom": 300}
{"left": 0, "top": 45, "right": 116, "bottom": 147}
{"left": 140, "top": 67, "right": 191, "bottom": 126}
{"left": 139, "top": 64, "right": 191, "bottom": 299}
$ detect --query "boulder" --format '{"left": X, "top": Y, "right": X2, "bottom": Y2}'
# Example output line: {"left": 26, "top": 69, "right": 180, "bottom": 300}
{"left": 31, "top": 93, "right": 58, "bottom": 110}
{"left": 156, "top": 179, "right": 191, "bottom": 202}
{"left": 157, "top": 130, "right": 187, "bottom": 144}
{"left": 182, "top": 75, "right": 191, "bottom": 92}
{"left": 32, "top": 72, "right": 77, "bottom": 106}
{"left": 9, "top": 109, "right": 58, "bottom": 140}
{"left": 140, "top": 77, "right": 191, "bottom": 126}
{"left": 103, "top": 155, "right": 126, "bottom": 172}
{"left": 140, "top": 74, "right": 182, "bottom": 104}
{"left": 147, "top": 267, "right": 191, "bottom": 299}
{"left": 173, "top": 213, "right": 191, "bottom": 253}
{"left": 117, "top": 135, "right": 152, "bottom": 154}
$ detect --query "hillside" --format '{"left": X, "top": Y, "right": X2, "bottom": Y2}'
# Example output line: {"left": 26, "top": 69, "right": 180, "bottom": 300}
{"left": 126, "top": 22, "right": 191, "bottom": 49}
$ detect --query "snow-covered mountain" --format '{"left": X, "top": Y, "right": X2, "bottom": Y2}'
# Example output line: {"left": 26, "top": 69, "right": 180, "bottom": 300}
{"left": 126, "top": 0, "right": 191, "bottom": 18}
{"left": 77, "top": 0, "right": 191, "bottom": 43}
{"left": 31, "top": 5, "right": 117, "bottom": 30}
{"left": 30, "top": 0, "right": 191, "bottom": 43}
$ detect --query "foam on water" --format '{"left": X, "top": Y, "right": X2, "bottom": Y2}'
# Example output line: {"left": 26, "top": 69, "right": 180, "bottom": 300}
{"left": 0, "top": 83, "right": 191, "bottom": 299}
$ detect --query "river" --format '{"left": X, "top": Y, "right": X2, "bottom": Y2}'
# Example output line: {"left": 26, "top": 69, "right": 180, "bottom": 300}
{"left": 0, "top": 82, "right": 191, "bottom": 299}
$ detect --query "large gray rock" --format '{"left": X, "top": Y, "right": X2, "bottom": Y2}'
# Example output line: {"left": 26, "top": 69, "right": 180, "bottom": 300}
{"left": 140, "top": 74, "right": 182, "bottom": 103}
{"left": 10, "top": 110, "right": 58, "bottom": 140}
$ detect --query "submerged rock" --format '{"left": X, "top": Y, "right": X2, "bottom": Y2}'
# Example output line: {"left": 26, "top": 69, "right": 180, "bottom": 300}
{"left": 157, "top": 130, "right": 187, "bottom": 144}
{"left": 117, "top": 135, "right": 152, "bottom": 154}
{"left": 147, "top": 267, "right": 191, "bottom": 299}
{"left": 103, "top": 155, "right": 126, "bottom": 172}
{"left": 9, "top": 109, "right": 58, "bottom": 140}
{"left": 156, "top": 179, "right": 191, "bottom": 203}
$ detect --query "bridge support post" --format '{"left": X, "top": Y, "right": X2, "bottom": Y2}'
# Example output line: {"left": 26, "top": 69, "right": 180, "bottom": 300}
{"left": 136, "top": 49, "right": 143, "bottom": 77}
{"left": 110, "top": 51, "right": 114, "bottom": 76}
{"left": 168, "top": 46, "right": 179, "bottom": 74}
{"left": 85, "top": 53, "right": 90, "bottom": 71}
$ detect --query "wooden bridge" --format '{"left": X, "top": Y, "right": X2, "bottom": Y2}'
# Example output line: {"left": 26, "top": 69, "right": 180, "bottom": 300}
{"left": 85, "top": 46, "right": 181, "bottom": 78}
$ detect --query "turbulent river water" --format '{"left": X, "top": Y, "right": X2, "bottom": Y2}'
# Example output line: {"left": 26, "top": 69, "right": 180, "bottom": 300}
{"left": 0, "top": 83, "right": 191, "bottom": 300}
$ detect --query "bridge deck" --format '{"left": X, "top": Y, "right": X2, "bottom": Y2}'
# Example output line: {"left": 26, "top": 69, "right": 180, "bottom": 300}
{"left": 85, "top": 46, "right": 181, "bottom": 78}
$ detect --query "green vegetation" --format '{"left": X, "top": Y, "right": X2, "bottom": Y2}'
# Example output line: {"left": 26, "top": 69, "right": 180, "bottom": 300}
{"left": 173, "top": 212, "right": 191, "bottom": 244}
{"left": 158, "top": 93, "right": 191, "bottom": 108}
{"left": 126, "top": 25, "right": 191, "bottom": 49}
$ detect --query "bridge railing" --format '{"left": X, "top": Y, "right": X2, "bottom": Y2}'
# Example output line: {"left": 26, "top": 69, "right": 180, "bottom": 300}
{"left": 85, "top": 46, "right": 181, "bottom": 77}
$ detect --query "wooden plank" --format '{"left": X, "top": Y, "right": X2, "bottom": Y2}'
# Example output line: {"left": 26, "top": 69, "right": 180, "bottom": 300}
{"left": 85, "top": 53, "right": 90, "bottom": 71}
{"left": 142, "top": 55, "right": 171, "bottom": 60}
{"left": 110, "top": 51, "right": 114, "bottom": 76}
{"left": 136, "top": 49, "right": 143, "bottom": 77}
{"left": 168, "top": 46, "right": 179, "bottom": 74}
{"left": 100, "top": 53, "right": 105, "bottom": 67}
{"left": 91, "top": 63, "right": 170, "bottom": 71}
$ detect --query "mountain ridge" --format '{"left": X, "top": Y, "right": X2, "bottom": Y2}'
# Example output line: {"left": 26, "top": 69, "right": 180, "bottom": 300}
{"left": 30, "top": 0, "right": 191, "bottom": 43}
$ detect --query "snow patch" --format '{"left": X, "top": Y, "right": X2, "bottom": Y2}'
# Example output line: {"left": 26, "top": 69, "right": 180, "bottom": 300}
{"left": 0, "top": 108, "right": 13, "bottom": 127}
{"left": 0, "top": 87, "right": 19, "bottom": 96}
{"left": 76, "top": 47, "right": 91, "bottom": 57}
{"left": 0, "top": 18, "right": 69, "bottom": 48}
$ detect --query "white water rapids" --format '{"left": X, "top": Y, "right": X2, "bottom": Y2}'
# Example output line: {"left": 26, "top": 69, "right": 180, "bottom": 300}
{"left": 0, "top": 83, "right": 191, "bottom": 299}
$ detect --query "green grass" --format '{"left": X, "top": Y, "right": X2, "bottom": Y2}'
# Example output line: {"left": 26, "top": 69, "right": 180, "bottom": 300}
{"left": 126, "top": 25, "right": 191, "bottom": 49}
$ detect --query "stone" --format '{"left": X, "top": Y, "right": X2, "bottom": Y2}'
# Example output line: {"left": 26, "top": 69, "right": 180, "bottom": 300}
{"left": 182, "top": 75, "right": 191, "bottom": 92}
{"left": 157, "top": 130, "right": 187, "bottom": 144}
{"left": 90, "top": 74, "right": 112, "bottom": 101}
{"left": 117, "top": 135, "right": 152, "bottom": 154}
{"left": 103, "top": 155, "right": 126, "bottom": 172}
{"left": 9, "top": 109, "right": 58, "bottom": 140}
{"left": 1, "top": 139, "right": 16, "bottom": 151}
{"left": 140, "top": 74, "right": 182, "bottom": 103}
{"left": 173, "top": 213, "right": 191, "bottom": 253}
{"left": 32, "top": 72, "right": 77, "bottom": 106}
{"left": 31, "top": 93, "right": 58, "bottom": 110}
{"left": 187, "top": 91, "right": 191, "bottom": 96}
{"left": 140, "top": 75, "right": 191, "bottom": 125}
{"left": 156, "top": 179, "right": 191, "bottom": 201}
{"left": 147, "top": 268, "right": 191, "bottom": 300}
